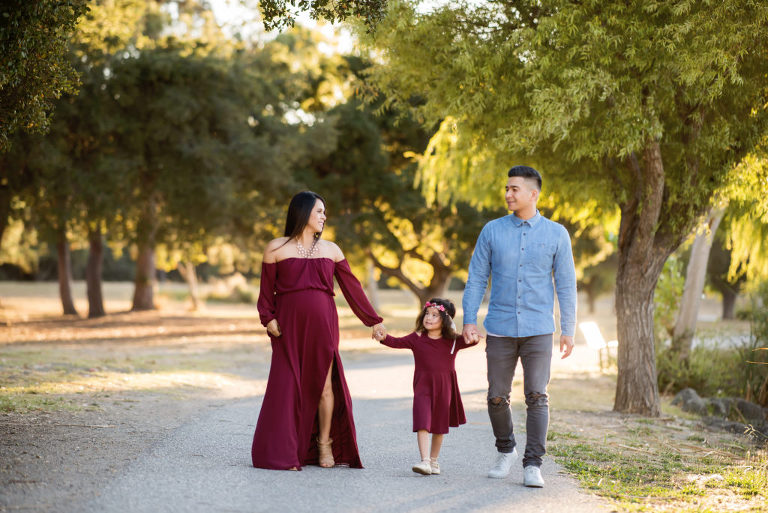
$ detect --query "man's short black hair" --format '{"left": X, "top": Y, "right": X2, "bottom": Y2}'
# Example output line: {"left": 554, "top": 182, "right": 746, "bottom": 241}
{"left": 507, "top": 165, "right": 542, "bottom": 191}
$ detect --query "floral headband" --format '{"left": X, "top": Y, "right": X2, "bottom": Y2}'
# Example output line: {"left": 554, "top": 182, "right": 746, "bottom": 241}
{"left": 424, "top": 301, "right": 446, "bottom": 313}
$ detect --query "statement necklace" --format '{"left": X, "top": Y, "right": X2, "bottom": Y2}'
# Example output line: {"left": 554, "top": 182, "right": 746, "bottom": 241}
{"left": 296, "top": 238, "right": 319, "bottom": 258}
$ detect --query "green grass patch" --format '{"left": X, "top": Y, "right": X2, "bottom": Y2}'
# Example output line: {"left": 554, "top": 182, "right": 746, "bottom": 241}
{"left": 0, "top": 393, "right": 81, "bottom": 413}
{"left": 549, "top": 425, "right": 768, "bottom": 512}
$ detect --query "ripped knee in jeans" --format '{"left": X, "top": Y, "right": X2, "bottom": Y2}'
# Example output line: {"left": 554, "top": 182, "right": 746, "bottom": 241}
{"left": 488, "top": 396, "right": 509, "bottom": 409}
{"left": 524, "top": 392, "right": 548, "bottom": 407}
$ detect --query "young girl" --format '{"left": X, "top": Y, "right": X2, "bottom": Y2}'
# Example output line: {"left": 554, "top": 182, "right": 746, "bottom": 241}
{"left": 374, "top": 298, "right": 478, "bottom": 475}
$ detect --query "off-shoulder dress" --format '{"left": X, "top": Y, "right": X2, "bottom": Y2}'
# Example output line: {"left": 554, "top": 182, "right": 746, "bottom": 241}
{"left": 252, "top": 257, "right": 382, "bottom": 470}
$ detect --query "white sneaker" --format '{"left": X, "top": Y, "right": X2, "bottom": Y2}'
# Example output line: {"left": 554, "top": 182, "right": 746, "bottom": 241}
{"left": 412, "top": 459, "right": 432, "bottom": 475}
{"left": 430, "top": 459, "right": 440, "bottom": 475}
{"left": 523, "top": 465, "right": 545, "bottom": 487}
{"left": 487, "top": 447, "right": 518, "bottom": 479}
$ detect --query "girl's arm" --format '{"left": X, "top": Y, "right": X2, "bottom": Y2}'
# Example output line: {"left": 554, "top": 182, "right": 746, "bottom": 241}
{"left": 379, "top": 332, "right": 418, "bottom": 350}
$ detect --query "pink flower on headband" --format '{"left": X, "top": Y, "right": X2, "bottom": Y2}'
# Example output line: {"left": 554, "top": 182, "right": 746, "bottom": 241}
{"left": 424, "top": 301, "right": 446, "bottom": 312}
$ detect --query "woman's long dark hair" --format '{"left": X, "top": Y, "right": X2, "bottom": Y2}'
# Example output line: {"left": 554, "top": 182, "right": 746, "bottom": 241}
{"left": 415, "top": 297, "right": 457, "bottom": 339}
{"left": 283, "top": 191, "right": 325, "bottom": 240}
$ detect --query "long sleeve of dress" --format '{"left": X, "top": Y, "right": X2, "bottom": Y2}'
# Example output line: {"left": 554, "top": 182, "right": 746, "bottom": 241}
{"left": 257, "top": 262, "right": 277, "bottom": 327}
{"left": 380, "top": 333, "right": 418, "bottom": 350}
{"left": 334, "top": 259, "right": 383, "bottom": 327}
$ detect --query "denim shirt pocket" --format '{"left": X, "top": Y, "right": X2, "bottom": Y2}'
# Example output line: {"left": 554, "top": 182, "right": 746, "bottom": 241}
{"left": 527, "top": 242, "right": 556, "bottom": 271}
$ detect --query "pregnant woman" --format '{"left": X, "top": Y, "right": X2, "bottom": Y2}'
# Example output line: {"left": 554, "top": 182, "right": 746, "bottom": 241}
{"left": 252, "top": 191, "right": 386, "bottom": 470}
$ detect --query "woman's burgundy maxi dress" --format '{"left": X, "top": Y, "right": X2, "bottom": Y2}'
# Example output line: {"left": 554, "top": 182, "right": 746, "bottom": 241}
{"left": 252, "top": 257, "right": 382, "bottom": 470}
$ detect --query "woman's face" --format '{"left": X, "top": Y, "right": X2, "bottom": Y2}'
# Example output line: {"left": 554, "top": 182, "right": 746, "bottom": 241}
{"left": 423, "top": 307, "right": 443, "bottom": 332}
{"left": 307, "top": 199, "right": 326, "bottom": 234}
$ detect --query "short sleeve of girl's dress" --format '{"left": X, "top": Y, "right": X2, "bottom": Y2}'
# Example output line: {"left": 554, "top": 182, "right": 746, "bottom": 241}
{"left": 380, "top": 332, "right": 419, "bottom": 350}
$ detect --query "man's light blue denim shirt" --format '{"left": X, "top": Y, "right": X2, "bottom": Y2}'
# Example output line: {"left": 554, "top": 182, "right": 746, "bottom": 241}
{"left": 462, "top": 211, "right": 577, "bottom": 337}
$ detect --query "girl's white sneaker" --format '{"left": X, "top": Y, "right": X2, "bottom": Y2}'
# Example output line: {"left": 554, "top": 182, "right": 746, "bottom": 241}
{"left": 412, "top": 459, "right": 432, "bottom": 475}
{"left": 430, "top": 458, "right": 440, "bottom": 475}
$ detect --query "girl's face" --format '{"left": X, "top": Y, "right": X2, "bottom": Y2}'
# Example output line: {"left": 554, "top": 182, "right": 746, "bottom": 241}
{"left": 423, "top": 307, "right": 443, "bottom": 333}
{"left": 307, "top": 199, "right": 326, "bottom": 234}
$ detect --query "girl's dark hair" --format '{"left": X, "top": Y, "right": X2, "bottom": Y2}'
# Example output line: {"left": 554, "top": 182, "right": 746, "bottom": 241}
{"left": 415, "top": 297, "right": 457, "bottom": 339}
{"left": 283, "top": 191, "right": 325, "bottom": 240}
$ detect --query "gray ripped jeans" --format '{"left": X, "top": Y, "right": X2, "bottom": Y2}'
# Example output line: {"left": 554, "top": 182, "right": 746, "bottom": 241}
{"left": 486, "top": 334, "right": 552, "bottom": 468}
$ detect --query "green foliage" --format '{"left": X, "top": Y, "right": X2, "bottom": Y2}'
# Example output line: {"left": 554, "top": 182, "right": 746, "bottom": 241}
{"left": 743, "top": 282, "right": 768, "bottom": 405}
{"left": 1, "top": 2, "right": 343, "bottom": 278}
{"left": 361, "top": 0, "right": 768, "bottom": 414}
{"left": 0, "top": 0, "right": 88, "bottom": 151}
{"left": 257, "top": 0, "right": 386, "bottom": 31}
{"left": 723, "top": 153, "right": 768, "bottom": 283}
{"left": 656, "top": 282, "right": 768, "bottom": 405}
{"left": 654, "top": 256, "right": 685, "bottom": 342}
{"left": 301, "top": 57, "right": 504, "bottom": 300}
{"left": 656, "top": 343, "right": 743, "bottom": 399}
{"left": 363, "top": 0, "right": 768, "bottom": 217}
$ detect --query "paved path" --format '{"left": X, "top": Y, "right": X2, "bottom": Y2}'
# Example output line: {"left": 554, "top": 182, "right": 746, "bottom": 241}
{"left": 78, "top": 347, "right": 612, "bottom": 513}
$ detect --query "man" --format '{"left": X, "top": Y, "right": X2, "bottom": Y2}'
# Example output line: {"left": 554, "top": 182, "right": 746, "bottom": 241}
{"left": 462, "top": 165, "right": 576, "bottom": 488}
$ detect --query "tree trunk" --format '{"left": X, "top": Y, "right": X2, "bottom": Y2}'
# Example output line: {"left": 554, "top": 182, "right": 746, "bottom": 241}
{"left": 581, "top": 281, "right": 597, "bottom": 314}
{"left": 86, "top": 226, "right": 106, "bottom": 318}
{"left": 56, "top": 229, "right": 79, "bottom": 316}
{"left": 0, "top": 183, "right": 10, "bottom": 249}
{"left": 132, "top": 197, "right": 158, "bottom": 311}
{"left": 670, "top": 207, "right": 725, "bottom": 360}
{"left": 613, "top": 141, "right": 671, "bottom": 416}
{"left": 721, "top": 288, "right": 737, "bottom": 320}
{"left": 177, "top": 261, "right": 201, "bottom": 311}
{"left": 366, "top": 259, "right": 380, "bottom": 312}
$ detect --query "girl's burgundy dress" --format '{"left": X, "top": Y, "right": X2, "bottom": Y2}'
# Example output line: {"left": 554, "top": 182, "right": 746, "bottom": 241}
{"left": 252, "top": 257, "right": 382, "bottom": 470}
{"left": 380, "top": 332, "right": 472, "bottom": 434}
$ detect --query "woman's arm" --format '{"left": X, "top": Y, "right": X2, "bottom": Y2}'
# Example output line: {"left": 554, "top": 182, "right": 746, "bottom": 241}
{"left": 257, "top": 239, "right": 285, "bottom": 335}
{"left": 333, "top": 255, "right": 384, "bottom": 328}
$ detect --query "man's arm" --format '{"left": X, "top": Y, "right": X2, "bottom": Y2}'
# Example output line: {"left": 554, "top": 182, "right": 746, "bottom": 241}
{"left": 553, "top": 226, "right": 577, "bottom": 358}
{"left": 462, "top": 226, "right": 492, "bottom": 341}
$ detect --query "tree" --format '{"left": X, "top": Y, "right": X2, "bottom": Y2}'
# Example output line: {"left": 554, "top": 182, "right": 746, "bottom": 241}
{"left": 707, "top": 227, "right": 745, "bottom": 320}
{"left": 0, "top": 0, "right": 88, "bottom": 152}
{"left": 361, "top": 0, "right": 768, "bottom": 415}
{"left": 303, "top": 58, "right": 503, "bottom": 304}
{"left": 670, "top": 205, "right": 726, "bottom": 361}
{"left": 256, "top": 0, "right": 386, "bottom": 30}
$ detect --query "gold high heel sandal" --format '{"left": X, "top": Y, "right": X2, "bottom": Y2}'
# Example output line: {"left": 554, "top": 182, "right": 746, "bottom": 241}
{"left": 317, "top": 438, "right": 335, "bottom": 468}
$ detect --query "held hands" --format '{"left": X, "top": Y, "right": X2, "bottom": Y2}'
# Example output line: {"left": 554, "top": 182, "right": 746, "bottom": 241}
{"left": 560, "top": 335, "right": 574, "bottom": 359}
{"left": 266, "top": 319, "right": 281, "bottom": 337}
{"left": 372, "top": 323, "right": 387, "bottom": 341}
{"left": 462, "top": 323, "right": 482, "bottom": 345}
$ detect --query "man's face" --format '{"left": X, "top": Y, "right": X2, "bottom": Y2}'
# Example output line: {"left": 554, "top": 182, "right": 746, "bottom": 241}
{"left": 504, "top": 176, "right": 538, "bottom": 212}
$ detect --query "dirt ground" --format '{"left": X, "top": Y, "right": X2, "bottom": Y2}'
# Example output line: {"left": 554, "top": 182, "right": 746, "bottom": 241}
{"left": 0, "top": 282, "right": 761, "bottom": 512}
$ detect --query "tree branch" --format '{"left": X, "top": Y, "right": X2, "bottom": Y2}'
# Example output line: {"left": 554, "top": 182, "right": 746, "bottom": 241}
{"left": 366, "top": 249, "right": 425, "bottom": 298}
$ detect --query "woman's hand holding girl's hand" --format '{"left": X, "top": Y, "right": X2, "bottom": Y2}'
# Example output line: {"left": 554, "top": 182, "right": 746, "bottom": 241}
{"left": 372, "top": 323, "right": 386, "bottom": 341}
{"left": 266, "top": 319, "right": 282, "bottom": 337}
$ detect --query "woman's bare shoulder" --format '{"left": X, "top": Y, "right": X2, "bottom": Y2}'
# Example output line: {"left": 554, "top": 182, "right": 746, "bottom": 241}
{"left": 320, "top": 240, "right": 345, "bottom": 262}
{"left": 263, "top": 237, "right": 289, "bottom": 263}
